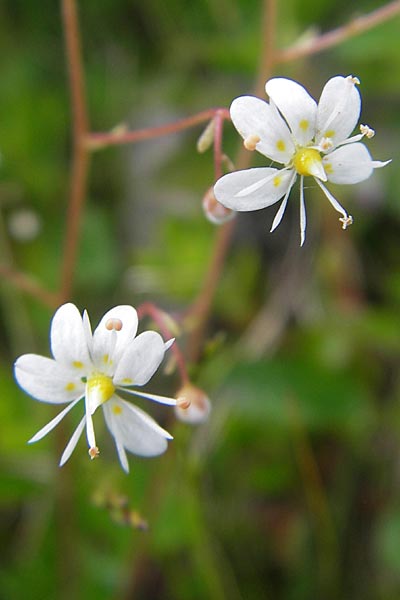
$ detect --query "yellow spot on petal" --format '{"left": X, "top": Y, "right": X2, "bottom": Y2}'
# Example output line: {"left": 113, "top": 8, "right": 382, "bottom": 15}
{"left": 324, "top": 163, "right": 333, "bottom": 175}
{"left": 276, "top": 140, "right": 286, "bottom": 152}
{"left": 273, "top": 175, "right": 282, "bottom": 187}
{"left": 72, "top": 361, "right": 83, "bottom": 369}
{"left": 65, "top": 382, "right": 76, "bottom": 391}
{"left": 122, "top": 378, "right": 133, "bottom": 385}
{"left": 324, "top": 129, "right": 335, "bottom": 139}
{"left": 299, "top": 119, "right": 309, "bottom": 131}
{"left": 103, "top": 354, "right": 112, "bottom": 366}
{"left": 113, "top": 405, "right": 122, "bottom": 415}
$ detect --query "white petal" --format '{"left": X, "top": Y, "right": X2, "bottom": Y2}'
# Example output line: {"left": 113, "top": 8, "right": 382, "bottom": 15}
{"left": 114, "top": 430, "right": 130, "bottom": 473}
{"left": 323, "top": 143, "right": 381, "bottom": 184}
{"left": 82, "top": 310, "right": 93, "bottom": 355}
{"left": 270, "top": 196, "right": 289, "bottom": 233}
{"left": 314, "top": 178, "right": 348, "bottom": 218}
{"left": 103, "top": 399, "right": 172, "bottom": 459}
{"left": 50, "top": 303, "right": 92, "bottom": 368}
{"left": 230, "top": 96, "right": 295, "bottom": 163}
{"left": 164, "top": 338, "right": 175, "bottom": 351}
{"left": 120, "top": 387, "right": 177, "bottom": 406}
{"left": 270, "top": 171, "right": 297, "bottom": 232}
{"left": 214, "top": 168, "right": 294, "bottom": 211}
{"left": 316, "top": 76, "right": 361, "bottom": 147}
{"left": 372, "top": 159, "right": 391, "bottom": 169}
{"left": 299, "top": 176, "right": 307, "bottom": 247}
{"left": 59, "top": 415, "right": 86, "bottom": 466}
{"left": 14, "top": 354, "right": 85, "bottom": 404}
{"left": 265, "top": 78, "right": 317, "bottom": 145}
{"left": 113, "top": 331, "right": 166, "bottom": 387}
{"left": 85, "top": 394, "right": 97, "bottom": 449}
{"left": 92, "top": 305, "right": 138, "bottom": 368}
{"left": 102, "top": 402, "right": 131, "bottom": 472}
{"left": 121, "top": 400, "right": 173, "bottom": 439}
{"left": 28, "top": 397, "right": 82, "bottom": 443}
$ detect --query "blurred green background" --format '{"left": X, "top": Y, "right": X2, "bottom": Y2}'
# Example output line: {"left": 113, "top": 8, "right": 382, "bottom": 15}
{"left": 1, "top": 1, "right": 400, "bottom": 598}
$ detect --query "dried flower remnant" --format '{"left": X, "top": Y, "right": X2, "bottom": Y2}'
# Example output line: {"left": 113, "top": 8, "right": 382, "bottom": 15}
{"left": 175, "top": 383, "right": 211, "bottom": 424}
{"left": 14, "top": 303, "right": 176, "bottom": 473}
{"left": 202, "top": 187, "right": 235, "bottom": 225}
{"left": 214, "top": 75, "right": 391, "bottom": 245}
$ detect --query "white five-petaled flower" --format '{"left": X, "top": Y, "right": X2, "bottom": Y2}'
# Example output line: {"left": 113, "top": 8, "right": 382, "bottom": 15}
{"left": 214, "top": 75, "right": 391, "bottom": 245}
{"left": 14, "top": 303, "right": 176, "bottom": 473}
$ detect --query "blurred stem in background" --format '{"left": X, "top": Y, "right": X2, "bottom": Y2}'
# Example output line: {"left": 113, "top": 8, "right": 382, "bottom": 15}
{"left": 60, "top": 0, "right": 90, "bottom": 304}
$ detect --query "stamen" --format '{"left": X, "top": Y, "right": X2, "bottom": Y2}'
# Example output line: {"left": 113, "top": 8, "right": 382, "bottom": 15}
{"left": 105, "top": 318, "right": 123, "bottom": 331}
{"left": 177, "top": 396, "right": 191, "bottom": 410}
{"left": 314, "top": 178, "right": 348, "bottom": 220}
{"left": 360, "top": 124, "right": 375, "bottom": 139}
{"left": 339, "top": 215, "right": 354, "bottom": 230}
{"left": 243, "top": 134, "right": 261, "bottom": 151}
{"left": 347, "top": 75, "right": 360, "bottom": 85}
{"left": 319, "top": 137, "right": 334, "bottom": 152}
{"left": 89, "top": 446, "right": 100, "bottom": 460}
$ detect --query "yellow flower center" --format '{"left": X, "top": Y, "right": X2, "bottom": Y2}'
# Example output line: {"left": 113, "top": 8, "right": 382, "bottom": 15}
{"left": 87, "top": 374, "right": 115, "bottom": 406}
{"left": 293, "top": 147, "right": 323, "bottom": 177}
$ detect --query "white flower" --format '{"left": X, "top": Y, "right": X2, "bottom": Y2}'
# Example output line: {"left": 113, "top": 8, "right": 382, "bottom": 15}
{"left": 214, "top": 75, "right": 391, "bottom": 245}
{"left": 14, "top": 303, "right": 176, "bottom": 473}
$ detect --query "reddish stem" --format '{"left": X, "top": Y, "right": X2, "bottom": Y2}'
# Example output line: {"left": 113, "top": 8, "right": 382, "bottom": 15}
{"left": 213, "top": 110, "right": 225, "bottom": 180}
{"left": 0, "top": 265, "right": 59, "bottom": 308}
{"left": 137, "top": 302, "right": 190, "bottom": 385}
{"left": 276, "top": 0, "right": 400, "bottom": 63}
{"left": 186, "top": 0, "right": 278, "bottom": 363}
{"left": 86, "top": 108, "right": 230, "bottom": 150}
{"left": 60, "top": 0, "right": 90, "bottom": 303}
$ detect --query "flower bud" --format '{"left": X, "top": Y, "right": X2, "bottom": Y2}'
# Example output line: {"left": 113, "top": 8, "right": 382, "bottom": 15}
{"left": 175, "top": 383, "right": 211, "bottom": 425}
{"left": 196, "top": 119, "right": 215, "bottom": 153}
{"left": 202, "top": 187, "right": 235, "bottom": 225}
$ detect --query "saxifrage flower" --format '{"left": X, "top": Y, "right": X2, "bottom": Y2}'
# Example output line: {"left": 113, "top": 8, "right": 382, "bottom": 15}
{"left": 214, "top": 75, "right": 391, "bottom": 245}
{"left": 14, "top": 303, "right": 176, "bottom": 472}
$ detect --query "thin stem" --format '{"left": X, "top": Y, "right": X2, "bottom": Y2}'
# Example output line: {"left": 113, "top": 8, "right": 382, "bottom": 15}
{"left": 276, "top": 0, "right": 400, "bottom": 63}
{"left": 213, "top": 110, "right": 225, "bottom": 180}
{"left": 137, "top": 302, "right": 190, "bottom": 385}
{"left": 0, "top": 265, "right": 58, "bottom": 308}
{"left": 0, "top": 211, "right": 38, "bottom": 354}
{"left": 86, "top": 108, "right": 230, "bottom": 150}
{"left": 186, "top": 0, "right": 278, "bottom": 362}
{"left": 60, "top": 0, "right": 91, "bottom": 303}
{"left": 288, "top": 395, "right": 339, "bottom": 595}
{"left": 186, "top": 219, "right": 236, "bottom": 363}
{"left": 254, "top": 0, "right": 277, "bottom": 97}
{"left": 54, "top": 2, "right": 90, "bottom": 598}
